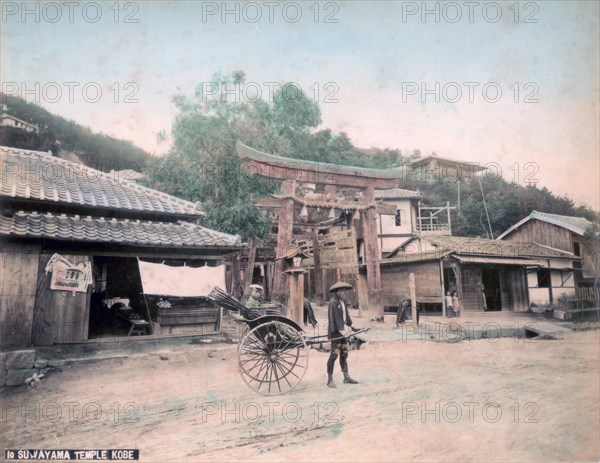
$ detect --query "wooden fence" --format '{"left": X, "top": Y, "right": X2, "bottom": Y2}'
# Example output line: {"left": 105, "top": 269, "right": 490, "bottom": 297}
{"left": 575, "top": 286, "right": 600, "bottom": 302}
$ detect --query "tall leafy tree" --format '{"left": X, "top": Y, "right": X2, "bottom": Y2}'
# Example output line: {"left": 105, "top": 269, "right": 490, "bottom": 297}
{"left": 144, "top": 70, "right": 598, "bottom": 242}
{"left": 143, "top": 71, "right": 324, "bottom": 241}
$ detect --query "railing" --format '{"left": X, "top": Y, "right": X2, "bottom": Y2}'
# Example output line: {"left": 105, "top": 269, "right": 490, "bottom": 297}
{"left": 417, "top": 223, "right": 451, "bottom": 235}
{"left": 576, "top": 286, "right": 600, "bottom": 302}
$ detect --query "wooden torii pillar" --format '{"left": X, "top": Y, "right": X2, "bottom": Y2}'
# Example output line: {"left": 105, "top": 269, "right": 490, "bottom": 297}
{"left": 272, "top": 179, "right": 295, "bottom": 302}
{"left": 361, "top": 186, "right": 383, "bottom": 315}
{"left": 236, "top": 141, "right": 405, "bottom": 316}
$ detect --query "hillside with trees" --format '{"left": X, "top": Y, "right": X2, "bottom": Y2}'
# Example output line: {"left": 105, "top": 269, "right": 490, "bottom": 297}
{"left": 2, "top": 77, "right": 595, "bottom": 242}
{"left": 0, "top": 94, "right": 150, "bottom": 171}
{"left": 141, "top": 71, "right": 598, "bottom": 240}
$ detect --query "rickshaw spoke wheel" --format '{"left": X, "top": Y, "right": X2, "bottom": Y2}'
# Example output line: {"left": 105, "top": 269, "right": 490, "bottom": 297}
{"left": 238, "top": 321, "right": 308, "bottom": 396}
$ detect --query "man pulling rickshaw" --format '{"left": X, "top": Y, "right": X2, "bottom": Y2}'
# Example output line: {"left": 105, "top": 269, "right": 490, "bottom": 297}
{"left": 326, "top": 282, "right": 359, "bottom": 388}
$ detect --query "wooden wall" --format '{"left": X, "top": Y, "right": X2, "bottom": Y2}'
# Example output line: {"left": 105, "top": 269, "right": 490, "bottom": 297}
{"left": 508, "top": 267, "right": 529, "bottom": 312}
{"left": 381, "top": 261, "right": 442, "bottom": 308}
{"left": 461, "top": 267, "right": 484, "bottom": 311}
{"left": 503, "top": 220, "right": 574, "bottom": 253}
{"left": 461, "top": 266, "right": 529, "bottom": 312}
{"left": 32, "top": 253, "right": 91, "bottom": 345}
{"left": 0, "top": 242, "right": 41, "bottom": 348}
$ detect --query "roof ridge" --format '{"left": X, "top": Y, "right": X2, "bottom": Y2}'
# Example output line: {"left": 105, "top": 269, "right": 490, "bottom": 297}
{"left": 532, "top": 210, "right": 592, "bottom": 221}
{"left": 124, "top": 179, "right": 204, "bottom": 214}
{"left": 3, "top": 211, "right": 241, "bottom": 247}
{"left": 1, "top": 145, "right": 204, "bottom": 216}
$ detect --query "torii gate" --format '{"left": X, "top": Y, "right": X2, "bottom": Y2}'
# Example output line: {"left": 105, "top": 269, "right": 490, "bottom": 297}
{"left": 236, "top": 141, "right": 406, "bottom": 317}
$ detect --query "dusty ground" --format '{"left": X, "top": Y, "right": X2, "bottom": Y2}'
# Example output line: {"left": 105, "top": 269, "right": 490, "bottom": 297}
{"left": 1, "top": 327, "right": 599, "bottom": 462}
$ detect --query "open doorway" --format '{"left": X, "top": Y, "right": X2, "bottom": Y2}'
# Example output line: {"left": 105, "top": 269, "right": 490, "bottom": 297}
{"left": 481, "top": 268, "right": 501, "bottom": 311}
{"left": 89, "top": 257, "right": 148, "bottom": 339}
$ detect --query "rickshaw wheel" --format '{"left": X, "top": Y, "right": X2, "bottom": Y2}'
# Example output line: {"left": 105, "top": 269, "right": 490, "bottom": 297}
{"left": 238, "top": 321, "right": 308, "bottom": 395}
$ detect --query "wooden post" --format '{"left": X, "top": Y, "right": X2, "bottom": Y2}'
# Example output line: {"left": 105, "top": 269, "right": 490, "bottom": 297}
{"left": 289, "top": 271, "right": 297, "bottom": 321}
{"left": 273, "top": 180, "right": 295, "bottom": 303}
{"left": 357, "top": 272, "right": 368, "bottom": 318}
{"left": 453, "top": 262, "right": 463, "bottom": 309}
{"left": 447, "top": 201, "right": 451, "bottom": 235}
{"left": 286, "top": 269, "right": 305, "bottom": 326}
{"left": 361, "top": 186, "right": 383, "bottom": 317}
{"left": 409, "top": 272, "right": 417, "bottom": 322}
{"left": 311, "top": 228, "right": 324, "bottom": 305}
{"left": 244, "top": 239, "right": 257, "bottom": 291}
{"left": 231, "top": 252, "right": 241, "bottom": 298}
{"left": 296, "top": 272, "right": 305, "bottom": 325}
{"left": 440, "top": 260, "right": 446, "bottom": 317}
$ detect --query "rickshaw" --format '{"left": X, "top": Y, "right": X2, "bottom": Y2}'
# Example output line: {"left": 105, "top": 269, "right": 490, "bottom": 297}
{"left": 209, "top": 287, "right": 368, "bottom": 396}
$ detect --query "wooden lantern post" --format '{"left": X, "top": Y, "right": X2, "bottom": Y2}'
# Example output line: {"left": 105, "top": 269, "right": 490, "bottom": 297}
{"left": 284, "top": 266, "right": 307, "bottom": 326}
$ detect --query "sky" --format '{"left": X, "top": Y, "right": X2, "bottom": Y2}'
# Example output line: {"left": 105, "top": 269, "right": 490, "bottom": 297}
{"left": 1, "top": 0, "right": 599, "bottom": 208}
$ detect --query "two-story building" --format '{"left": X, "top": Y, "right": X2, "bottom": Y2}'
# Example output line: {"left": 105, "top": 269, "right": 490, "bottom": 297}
{"left": 374, "top": 188, "right": 421, "bottom": 256}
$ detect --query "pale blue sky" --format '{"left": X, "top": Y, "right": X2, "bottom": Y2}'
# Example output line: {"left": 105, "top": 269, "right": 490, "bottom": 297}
{"left": 1, "top": 1, "right": 598, "bottom": 207}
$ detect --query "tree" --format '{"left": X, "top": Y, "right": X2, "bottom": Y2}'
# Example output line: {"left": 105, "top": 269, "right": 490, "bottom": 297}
{"left": 143, "top": 71, "right": 324, "bottom": 242}
{"left": 144, "top": 70, "right": 599, "bottom": 244}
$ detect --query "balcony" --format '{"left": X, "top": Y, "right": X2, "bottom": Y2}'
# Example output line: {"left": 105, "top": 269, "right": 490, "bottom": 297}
{"left": 417, "top": 223, "right": 451, "bottom": 235}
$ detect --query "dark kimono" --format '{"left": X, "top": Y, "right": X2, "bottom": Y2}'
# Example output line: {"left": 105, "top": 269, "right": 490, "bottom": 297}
{"left": 327, "top": 296, "right": 352, "bottom": 339}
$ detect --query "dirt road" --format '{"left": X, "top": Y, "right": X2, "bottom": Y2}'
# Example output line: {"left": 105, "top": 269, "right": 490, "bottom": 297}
{"left": 1, "top": 330, "right": 599, "bottom": 462}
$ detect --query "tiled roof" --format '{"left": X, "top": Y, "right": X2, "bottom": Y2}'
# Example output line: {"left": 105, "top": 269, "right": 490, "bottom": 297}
{"left": 496, "top": 210, "right": 593, "bottom": 239}
{"left": 374, "top": 188, "right": 421, "bottom": 199}
{"left": 0, "top": 146, "right": 203, "bottom": 217}
{"left": 0, "top": 211, "right": 241, "bottom": 248}
{"left": 423, "top": 235, "right": 573, "bottom": 259}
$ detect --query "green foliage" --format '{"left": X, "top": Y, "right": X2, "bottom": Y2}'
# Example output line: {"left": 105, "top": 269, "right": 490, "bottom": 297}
{"left": 144, "top": 71, "right": 306, "bottom": 240}
{"left": 406, "top": 176, "right": 598, "bottom": 238}
{"left": 0, "top": 93, "right": 150, "bottom": 171}
{"left": 203, "top": 199, "right": 272, "bottom": 241}
{"left": 142, "top": 70, "right": 599, "bottom": 241}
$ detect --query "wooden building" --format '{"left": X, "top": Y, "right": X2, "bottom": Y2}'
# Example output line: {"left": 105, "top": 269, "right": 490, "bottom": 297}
{"left": 0, "top": 146, "right": 242, "bottom": 348}
{"left": 379, "top": 235, "right": 578, "bottom": 315}
{"left": 0, "top": 113, "right": 39, "bottom": 133}
{"left": 408, "top": 155, "right": 487, "bottom": 182}
{"left": 235, "top": 141, "right": 410, "bottom": 316}
{"left": 497, "top": 210, "right": 597, "bottom": 303}
{"left": 374, "top": 188, "right": 421, "bottom": 255}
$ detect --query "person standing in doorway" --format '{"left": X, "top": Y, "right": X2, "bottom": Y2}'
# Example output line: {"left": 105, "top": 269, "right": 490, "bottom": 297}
{"left": 481, "top": 285, "right": 487, "bottom": 311}
{"left": 445, "top": 291, "right": 454, "bottom": 317}
{"left": 451, "top": 290, "right": 461, "bottom": 317}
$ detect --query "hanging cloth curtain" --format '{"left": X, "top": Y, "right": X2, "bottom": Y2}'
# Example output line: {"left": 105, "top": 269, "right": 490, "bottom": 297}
{"left": 137, "top": 259, "right": 225, "bottom": 297}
